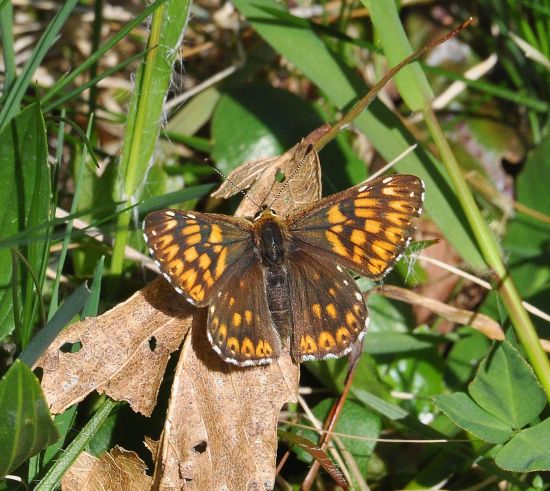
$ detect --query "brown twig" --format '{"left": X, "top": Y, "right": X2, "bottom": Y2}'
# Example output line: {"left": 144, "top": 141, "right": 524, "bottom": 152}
{"left": 300, "top": 354, "right": 360, "bottom": 491}
{"left": 313, "top": 18, "right": 474, "bottom": 153}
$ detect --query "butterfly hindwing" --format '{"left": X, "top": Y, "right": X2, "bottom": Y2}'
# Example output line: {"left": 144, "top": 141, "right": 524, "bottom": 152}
{"left": 287, "top": 250, "right": 368, "bottom": 361}
{"left": 288, "top": 174, "right": 424, "bottom": 279}
{"left": 143, "top": 210, "right": 254, "bottom": 307}
{"left": 207, "top": 260, "right": 282, "bottom": 366}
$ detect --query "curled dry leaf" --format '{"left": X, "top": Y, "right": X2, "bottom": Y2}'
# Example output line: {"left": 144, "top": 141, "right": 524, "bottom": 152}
{"left": 62, "top": 446, "right": 151, "bottom": 491}
{"left": 34, "top": 278, "right": 193, "bottom": 416}
{"left": 211, "top": 125, "right": 329, "bottom": 217}
{"left": 371, "top": 285, "right": 504, "bottom": 340}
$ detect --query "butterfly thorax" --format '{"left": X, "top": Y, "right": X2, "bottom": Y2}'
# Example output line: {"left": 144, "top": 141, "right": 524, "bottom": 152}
{"left": 253, "top": 210, "right": 292, "bottom": 339}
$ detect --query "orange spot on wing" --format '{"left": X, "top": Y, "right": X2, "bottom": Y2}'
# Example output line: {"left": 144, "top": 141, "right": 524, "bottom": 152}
{"left": 185, "top": 233, "right": 202, "bottom": 246}
{"left": 368, "top": 257, "right": 389, "bottom": 276}
{"left": 156, "top": 234, "right": 174, "bottom": 249}
{"left": 336, "top": 327, "right": 350, "bottom": 346}
{"left": 241, "top": 337, "right": 254, "bottom": 356}
{"left": 390, "top": 200, "right": 412, "bottom": 212}
{"left": 346, "top": 311, "right": 359, "bottom": 331}
{"left": 352, "top": 245, "right": 366, "bottom": 264}
{"left": 382, "top": 187, "right": 399, "bottom": 196}
{"left": 327, "top": 204, "right": 346, "bottom": 224}
{"left": 181, "top": 268, "right": 197, "bottom": 288}
{"left": 386, "top": 212, "right": 409, "bottom": 226}
{"left": 202, "top": 269, "right": 214, "bottom": 287}
{"left": 318, "top": 332, "right": 336, "bottom": 350}
{"left": 208, "top": 224, "right": 223, "bottom": 243}
{"left": 161, "top": 219, "right": 178, "bottom": 231}
{"left": 300, "top": 335, "right": 318, "bottom": 354}
{"left": 182, "top": 224, "right": 200, "bottom": 236}
{"left": 232, "top": 313, "right": 242, "bottom": 327}
{"left": 215, "top": 322, "right": 227, "bottom": 341}
{"left": 161, "top": 245, "right": 179, "bottom": 262}
{"left": 227, "top": 336, "right": 239, "bottom": 353}
{"left": 190, "top": 284, "right": 205, "bottom": 302}
{"left": 384, "top": 226, "right": 403, "bottom": 243}
{"left": 326, "top": 230, "right": 349, "bottom": 258}
{"left": 355, "top": 208, "right": 376, "bottom": 218}
{"left": 215, "top": 247, "right": 227, "bottom": 278}
{"left": 312, "top": 304, "right": 322, "bottom": 319}
{"left": 355, "top": 197, "right": 378, "bottom": 207}
{"left": 371, "top": 242, "right": 393, "bottom": 261}
{"left": 325, "top": 303, "right": 337, "bottom": 319}
{"left": 350, "top": 229, "right": 366, "bottom": 245}
{"left": 184, "top": 247, "right": 199, "bottom": 262}
{"left": 365, "top": 220, "right": 381, "bottom": 234}
{"left": 263, "top": 342, "right": 273, "bottom": 356}
{"left": 245, "top": 310, "right": 253, "bottom": 325}
{"left": 198, "top": 253, "right": 211, "bottom": 269}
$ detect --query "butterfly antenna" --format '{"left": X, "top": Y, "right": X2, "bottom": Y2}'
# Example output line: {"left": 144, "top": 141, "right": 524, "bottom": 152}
{"left": 268, "top": 144, "right": 313, "bottom": 210}
{"left": 205, "top": 161, "right": 263, "bottom": 210}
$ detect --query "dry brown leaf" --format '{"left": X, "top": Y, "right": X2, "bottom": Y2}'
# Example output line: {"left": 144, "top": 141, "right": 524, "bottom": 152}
{"left": 62, "top": 446, "right": 151, "bottom": 491}
{"left": 35, "top": 278, "right": 193, "bottom": 416}
{"left": 211, "top": 126, "right": 329, "bottom": 217}
{"left": 372, "top": 285, "right": 504, "bottom": 340}
{"left": 151, "top": 310, "right": 299, "bottom": 489}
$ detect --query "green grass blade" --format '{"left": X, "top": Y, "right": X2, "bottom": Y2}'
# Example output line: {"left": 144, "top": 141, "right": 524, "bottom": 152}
{"left": 18, "top": 283, "right": 91, "bottom": 368}
{"left": 0, "top": 1, "right": 16, "bottom": 91}
{"left": 0, "top": 104, "right": 50, "bottom": 344}
{"left": 0, "top": 0, "right": 78, "bottom": 129}
{"left": 110, "top": 0, "right": 192, "bottom": 277}
{"left": 49, "top": 117, "right": 94, "bottom": 320}
{"left": 34, "top": 399, "right": 117, "bottom": 491}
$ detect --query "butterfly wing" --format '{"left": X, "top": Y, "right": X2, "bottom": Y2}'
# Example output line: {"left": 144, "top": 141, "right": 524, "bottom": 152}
{"left": 207, "top": 260, "right": 282, "bottom": 366}
{"left": 287, "top": 250, "right": 368, "bottom": 361}
{"left": 143, "top": 210, "right": 254, "bottom": 307}
{"left": 288, "top": 174, "right": 424, "bottom": 279}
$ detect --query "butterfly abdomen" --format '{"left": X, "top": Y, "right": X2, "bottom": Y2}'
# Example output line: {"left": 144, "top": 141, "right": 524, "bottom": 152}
{"left": 254, "top": 213, "right": 293, "bottom": 339}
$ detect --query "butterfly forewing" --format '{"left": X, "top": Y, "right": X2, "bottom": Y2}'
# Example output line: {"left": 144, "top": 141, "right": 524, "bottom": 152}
{"left": 143, "top": 210, "right": 254, "bottom": 306}
{"left": 288, "top": 174, "right": 424, "bottom": 280}
{"left": 287, "top": 251, "right": 368, "bottom": 361}
{"left": 207, "top": 260, "right": 282, "bottom": 366}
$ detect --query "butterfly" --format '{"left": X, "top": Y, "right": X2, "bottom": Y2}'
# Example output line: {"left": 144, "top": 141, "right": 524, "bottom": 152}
{"left": 143, "top": 174, "right": 424, "bottom": 366}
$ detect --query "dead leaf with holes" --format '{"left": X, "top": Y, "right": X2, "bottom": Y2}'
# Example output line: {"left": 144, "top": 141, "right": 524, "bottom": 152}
{"left": 34, "top": 278, "right": 193, "bottom": 416}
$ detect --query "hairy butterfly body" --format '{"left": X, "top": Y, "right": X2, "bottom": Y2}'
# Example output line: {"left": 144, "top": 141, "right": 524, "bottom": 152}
{"left": 144, "top": 174, "right": 424, "bottom": 366}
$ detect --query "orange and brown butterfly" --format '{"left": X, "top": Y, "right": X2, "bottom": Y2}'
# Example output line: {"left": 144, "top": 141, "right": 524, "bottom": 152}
{"left": 143, "top": 174, "right": 424, "bottom": 366}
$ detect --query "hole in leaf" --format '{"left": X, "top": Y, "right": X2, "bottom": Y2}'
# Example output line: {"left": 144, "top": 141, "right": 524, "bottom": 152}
{"left": 192, "top": 440, "right": 207, "bottom": 454}
{"left": 60, "top": 341, "right": 82, "bottom": 353}
{"left": 275, "top": 169, "right": 286, "bottom": 183}
{"left": 148, "top": 336, "right": 157, "bottom": 351}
